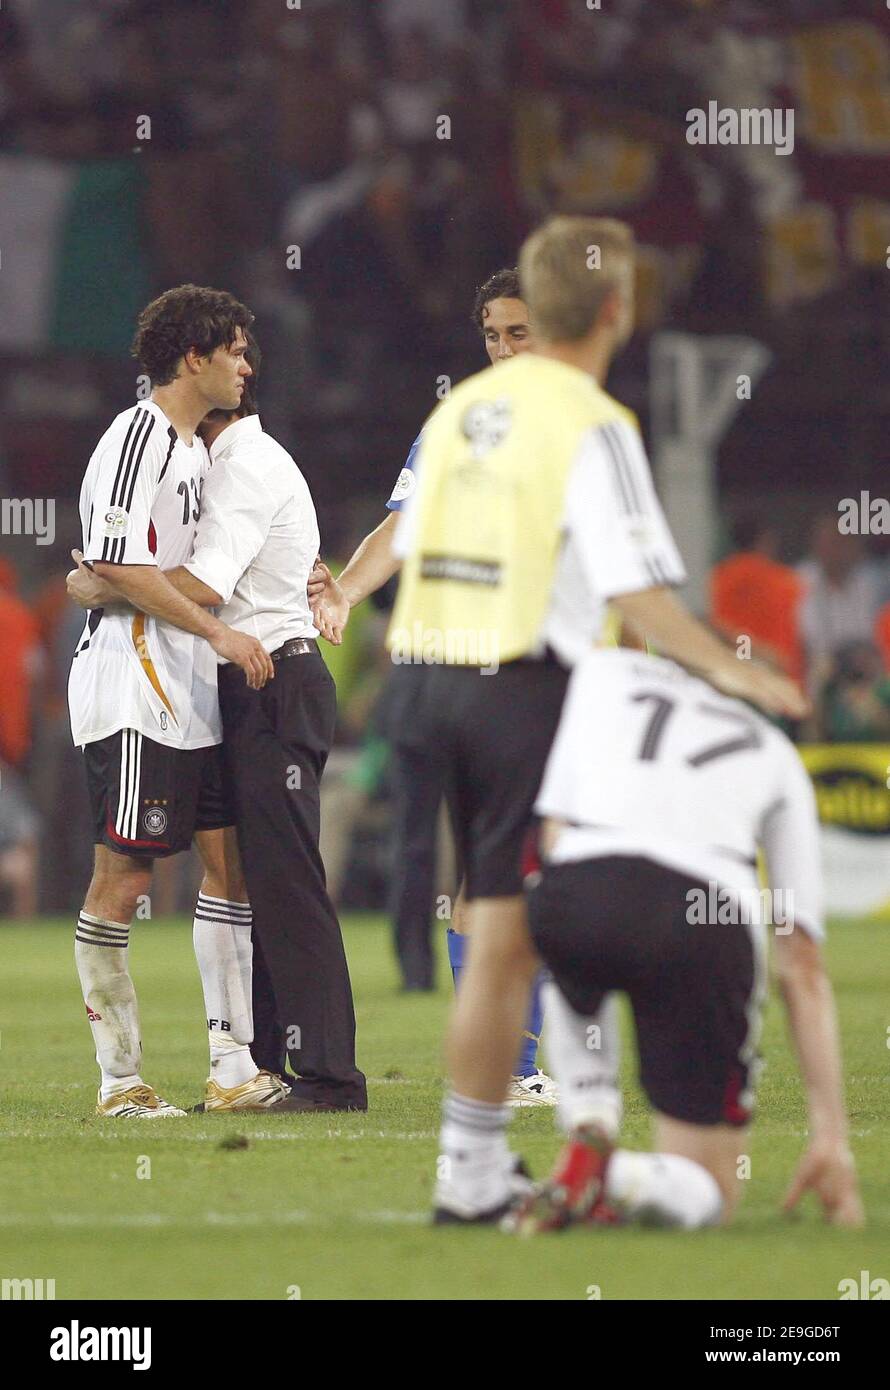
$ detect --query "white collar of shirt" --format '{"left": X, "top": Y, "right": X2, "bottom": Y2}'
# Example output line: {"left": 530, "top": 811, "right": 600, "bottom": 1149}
{"left": 144, "top": 397, "right": 200, "bottom": 451}
{"left": 209, "top": 413, "right": 262, "bottom": 464}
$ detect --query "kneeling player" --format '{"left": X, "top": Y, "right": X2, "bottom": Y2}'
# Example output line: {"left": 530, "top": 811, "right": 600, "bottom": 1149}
{"left": 517, "top": 647, "right": 863, "bottom": 1231}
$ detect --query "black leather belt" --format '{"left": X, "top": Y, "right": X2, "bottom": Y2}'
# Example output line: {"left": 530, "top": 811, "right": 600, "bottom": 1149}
{"left": 271, "top": 638, "right": 317, "bottom": 661}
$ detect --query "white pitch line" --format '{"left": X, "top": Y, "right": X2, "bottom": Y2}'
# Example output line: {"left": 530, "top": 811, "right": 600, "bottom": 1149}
{"left": 29, "top": 1076, "right": 415, "bottom": 1091}
{"left": 0, "top": 1210, "right": 428, "bottom": 1229}
{"left": 0, "top": 1130, "right": 437, "bottom": 1143}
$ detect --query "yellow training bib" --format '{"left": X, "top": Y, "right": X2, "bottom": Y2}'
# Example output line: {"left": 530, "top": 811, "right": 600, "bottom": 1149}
{"left": 387, "top": 354, "right": 638, "bottom": 665}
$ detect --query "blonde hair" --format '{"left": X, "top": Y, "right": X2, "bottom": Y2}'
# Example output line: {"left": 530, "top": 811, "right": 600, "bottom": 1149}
{"left": 518, "top": 216, "right": 635, "bottom": 342}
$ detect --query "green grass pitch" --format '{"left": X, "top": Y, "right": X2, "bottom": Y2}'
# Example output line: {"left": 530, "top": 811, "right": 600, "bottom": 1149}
{"left": 1, "top": 915, "right": 887, "bottom": 1301}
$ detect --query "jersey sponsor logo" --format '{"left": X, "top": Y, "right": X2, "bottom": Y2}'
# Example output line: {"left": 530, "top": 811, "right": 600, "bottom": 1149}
{"left": 142, "top": 806, "right": 168, "bottom": 837}
{"left": 85, "top": 1004, "right": 103, "bottom": 1022}
{"left": 460, "top": 398, "right": 512, "bottom": 459}
{"left": 389, "top": 468, "right": 416, "bottom": 502}
{"left": 420, "top": 554, "right": 502, "bottom": 586}
{"left": 102, "top": 506, "right": 130, "bottom": 538}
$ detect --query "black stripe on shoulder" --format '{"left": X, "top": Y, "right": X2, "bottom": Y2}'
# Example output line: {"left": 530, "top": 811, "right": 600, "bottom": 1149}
{"left": 157, "top": 428, "right": 177, "bottom": 484}
{"left": 598, "top": 425, "right": 632, "bottom": 516}
{"left": 122, "top": 412, "right": 156, "bottom": 512}
{"left": 602, "top": 421, "right": 643, "bottom": 516}
{"left": 110, "top": 409, "right": 144, "bottom": 508}
{"left": 112, "top": 408, "right": 148, "bottom": 509}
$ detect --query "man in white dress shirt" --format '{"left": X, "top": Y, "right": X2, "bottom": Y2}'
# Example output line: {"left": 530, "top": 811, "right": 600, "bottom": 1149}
{"left": 71, "top": 331, "right": 367, "bottom": 1113}
{"left": 182, "top": 340, "right": 367, "bottom": 1111}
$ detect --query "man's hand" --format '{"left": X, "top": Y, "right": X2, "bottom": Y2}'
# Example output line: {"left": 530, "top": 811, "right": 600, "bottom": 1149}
{"left": 67, "top": 549, "right": 116, "bottom": 609}
{"left": 783, "top": 1138, "right": 864, "bottom": 1228}
{"left": 209, "top": 627, "right": 275, "bottom": 690}
{"left": 710, "top": 660, "right": 809, "bottom": 721}
{"left": 309, "top": 562, "right": 350, "bottom": 645}
{"left": 307, "top": 557, "right": 330, "bottom": 601}
{"left": 614, "top": 587, "right": 810, "bottom": 722}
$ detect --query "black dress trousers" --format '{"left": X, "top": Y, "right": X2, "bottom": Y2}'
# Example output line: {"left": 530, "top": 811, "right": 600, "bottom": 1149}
{"left": 385, "top": 664, "right": 444, "bottom": 990}
{"left": 218, "top": 646, "right": 367, "bottom": 1109}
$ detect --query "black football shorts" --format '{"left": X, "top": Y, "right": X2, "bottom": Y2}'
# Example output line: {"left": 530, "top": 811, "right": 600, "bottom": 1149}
{"left": 526, "top": 855, "right": 764, "bottom": 1127}
{"left": 396, "top": 655, "right": 570, "bottom": 899}
{"left": 84, "top": 728, "right": 234, "bottom": 859}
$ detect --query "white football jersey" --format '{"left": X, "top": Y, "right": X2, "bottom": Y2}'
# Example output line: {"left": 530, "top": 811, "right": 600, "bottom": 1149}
{"left": 536, "top": 648, "right": 823, "bottom": 938}
{"left": 68, "top": 399, "right": 221, "bottom": 750}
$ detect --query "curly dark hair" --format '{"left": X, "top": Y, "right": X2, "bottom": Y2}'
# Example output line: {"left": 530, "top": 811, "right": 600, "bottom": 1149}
{"left": 470, "top": 267, "right": 522, "bottom": 333}
{"left": 131, "top": 284, "right": 255, "bottom": 387}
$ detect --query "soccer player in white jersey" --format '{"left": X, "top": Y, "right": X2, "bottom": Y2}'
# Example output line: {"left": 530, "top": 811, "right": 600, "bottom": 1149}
{"left": 68, "top": 286, "right": 278, "bottom": 1119}
{"left": 514, "top": 646, "right": 863, "bottom": 1231}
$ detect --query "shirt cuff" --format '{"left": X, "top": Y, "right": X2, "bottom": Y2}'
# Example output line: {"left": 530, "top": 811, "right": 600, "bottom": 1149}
{"left": 597, "top": 560, "right": 687, "bottom": 600}
{"left": 185, "top": 548, "right": 241, "bottom": 605}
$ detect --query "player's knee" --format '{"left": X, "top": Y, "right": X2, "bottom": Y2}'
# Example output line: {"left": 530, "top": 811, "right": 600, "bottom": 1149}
{"left": 85, "top": 853, "right": 151, "bottom": 924}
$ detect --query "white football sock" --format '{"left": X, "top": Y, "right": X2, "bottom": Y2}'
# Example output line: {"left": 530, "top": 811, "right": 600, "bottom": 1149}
{"left": 75, "top": 911, "right": 143, "bottom": 1100}
{"left": 606, "top": 1150, "right": 724, "bottom": 1228}
{"left": 193, "top": 893, "right": 256, "bottom": 1088}
{"left": 541, "top": 981, "right": 623, "bottom": 1139}
{"left": 437, "top": 1091, "right": 512, "bottom": 1214}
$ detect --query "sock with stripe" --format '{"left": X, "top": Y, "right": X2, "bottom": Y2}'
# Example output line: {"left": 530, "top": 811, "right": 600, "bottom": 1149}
{"left": 514, "top": 972, "right": 545, "bottom": 1079}
{"left": 437, "top": 1090, "right": 512, "bottom": 1214}
{"left": 605, "top": 1150, "right": 724, "bottom": 1229}
{"left": 193, "top": 892, "right": 256, "bottom": 1088}
{"left": 541, "top": 980, "right": 623, "bottom": 1137}
{"left": 75, "top": 911, "right": 143, "bottom": 1100}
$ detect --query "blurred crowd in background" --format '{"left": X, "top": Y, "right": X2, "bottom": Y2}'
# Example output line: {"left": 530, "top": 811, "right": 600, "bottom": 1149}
{"left": 1, "top": 0, "right": 890, "bottom": 917}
